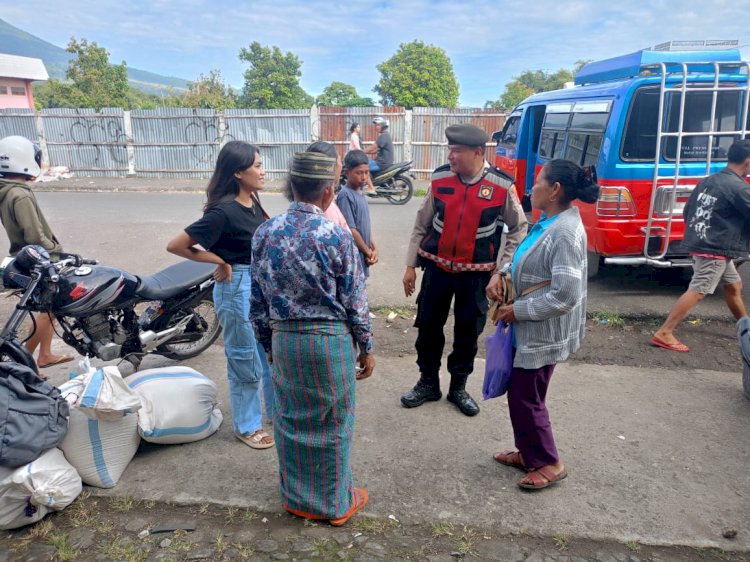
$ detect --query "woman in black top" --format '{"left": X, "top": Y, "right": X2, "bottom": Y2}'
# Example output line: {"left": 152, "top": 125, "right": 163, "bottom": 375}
{"left": 167, "top": 141, "right": 274, "bottom": 449}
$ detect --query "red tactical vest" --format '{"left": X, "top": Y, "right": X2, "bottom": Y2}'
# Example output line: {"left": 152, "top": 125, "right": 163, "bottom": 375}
{"left": 418, "top": 165, "right": 514, "bottom": 273}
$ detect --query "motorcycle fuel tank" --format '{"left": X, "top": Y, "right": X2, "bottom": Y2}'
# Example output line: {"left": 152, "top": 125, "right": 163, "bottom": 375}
{"left": 53, "top": 265, "right": 139, "bottom": 315}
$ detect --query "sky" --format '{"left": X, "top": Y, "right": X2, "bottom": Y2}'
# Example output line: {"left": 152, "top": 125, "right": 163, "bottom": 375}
{"left": 2, "top": 0, "right": 750, "bottom": 107}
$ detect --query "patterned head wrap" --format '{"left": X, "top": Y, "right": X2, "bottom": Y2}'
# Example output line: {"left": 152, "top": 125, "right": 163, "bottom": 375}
{"left": 290, "top": 151, "right": 337, "bottom": 181}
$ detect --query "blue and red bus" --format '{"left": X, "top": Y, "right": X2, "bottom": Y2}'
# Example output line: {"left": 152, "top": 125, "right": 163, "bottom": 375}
{"left": 493, "top": 41, "right": 750, "bottom": 276}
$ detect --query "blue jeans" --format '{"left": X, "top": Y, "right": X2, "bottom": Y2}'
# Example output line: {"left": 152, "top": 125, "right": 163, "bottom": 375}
{"left": 213, "top": 264, "right": 273, "bottom": 435}
{"left": 368, "top": 160, "right": 381, "bottom": 173}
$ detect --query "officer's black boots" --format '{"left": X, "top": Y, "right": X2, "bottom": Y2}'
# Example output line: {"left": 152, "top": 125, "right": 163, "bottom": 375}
{"left": 446, "top": 375, "right": 480, "bottom": 416}
{"left": 400, "top": 377, "right": 442, "bottom": 408}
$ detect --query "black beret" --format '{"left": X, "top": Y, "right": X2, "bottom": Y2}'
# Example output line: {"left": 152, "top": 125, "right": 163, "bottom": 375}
{"left": 445, "top": 124, "right": 489, "bottom": 147}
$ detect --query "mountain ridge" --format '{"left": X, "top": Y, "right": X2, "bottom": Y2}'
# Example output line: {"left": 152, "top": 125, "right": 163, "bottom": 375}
{"left": 0, "top": 18, "right": 190, "bottom": 94}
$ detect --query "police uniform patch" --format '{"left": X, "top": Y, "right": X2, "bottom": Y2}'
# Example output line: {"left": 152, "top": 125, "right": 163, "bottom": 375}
{"left": 478, "top": 184, "right": 494, "bottom": 200}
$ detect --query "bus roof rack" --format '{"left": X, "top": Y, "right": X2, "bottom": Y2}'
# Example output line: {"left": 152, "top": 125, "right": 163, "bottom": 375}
{"left": 575, "top": 46, "right": 743, "bottom": 86}
{"left": 651, "top": 40, "right": 739, "bottom": 52}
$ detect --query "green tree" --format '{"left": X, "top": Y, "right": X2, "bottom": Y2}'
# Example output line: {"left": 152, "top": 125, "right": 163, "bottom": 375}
{"left": 238, "top": 42, "right": 313, "bottom": 109}
{"left": 43, "top": 38, "right": 130, "bottom": 110}
{"left": 182, "top": 70, "right": 237, "bottom": 110}
{"left": 316, "top": 81, "right": 374, "bottom": 107}
{"left": 485, "top": 61, "right": 590, "bottom": 111}
{"left": 374, "top": 40, "right": 459, "bottom": 108}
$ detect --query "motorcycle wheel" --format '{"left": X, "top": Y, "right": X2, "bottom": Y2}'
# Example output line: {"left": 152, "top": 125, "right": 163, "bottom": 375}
{"left": 386, "top": 176, "right": 413, "bottom": 205}
{"left": 158, "top": 296, "right": 222, "bottom": 360}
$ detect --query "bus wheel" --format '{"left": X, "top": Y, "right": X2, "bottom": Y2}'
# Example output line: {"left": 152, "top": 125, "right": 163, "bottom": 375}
{"left": 587, "top": 251, "right": 601, "bottom": 278}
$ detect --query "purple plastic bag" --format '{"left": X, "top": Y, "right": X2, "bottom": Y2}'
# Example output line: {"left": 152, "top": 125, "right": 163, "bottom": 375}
{"left": 482, "top": 321, "right": 513, "bottom": 400}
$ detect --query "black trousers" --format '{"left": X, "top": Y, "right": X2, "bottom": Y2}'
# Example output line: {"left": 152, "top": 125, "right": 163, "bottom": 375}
{"left": 414, "top": 263, "right": 491, "bottom": 387}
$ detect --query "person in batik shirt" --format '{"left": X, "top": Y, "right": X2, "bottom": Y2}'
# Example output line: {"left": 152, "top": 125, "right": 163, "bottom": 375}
{"left": 251, "top": 151, "right": 374, "bottom": 527}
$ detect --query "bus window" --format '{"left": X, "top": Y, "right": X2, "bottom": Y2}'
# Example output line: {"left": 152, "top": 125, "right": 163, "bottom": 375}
{"left": 539, "top": 130, "right": 564, "bottom": 159}
{"left": 500, "top": 115, "right": 520, "bottom": 147}
{"left": 565, "top": 133, "right": 586, "bottom": 163}
{"left": 664, "top": 90, "right": 741, "bottom": 160}
{"left": 584, "top": 135, "right": 602, "bottom": 166}
{"left": 622, "top": 88, "right": 659, "bottom": 161}
{"left": 623, "top": 87, "right": 744, "bottom": 162}
{"left": 563, "top": 112, "right": 608, "bottom": 165}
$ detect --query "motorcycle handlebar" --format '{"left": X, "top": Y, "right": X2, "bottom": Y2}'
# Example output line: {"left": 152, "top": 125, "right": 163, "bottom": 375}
{"left": 56, "top": 253, "right": 98, "bottom": 267}
{"left": 45, "top": 263, "right": 59, "bottom": 283}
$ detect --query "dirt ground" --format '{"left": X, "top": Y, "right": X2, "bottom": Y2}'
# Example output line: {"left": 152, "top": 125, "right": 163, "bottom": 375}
{"left": 370, "top": 307, "right": 743, "bottom": 374}
{"left": 1, "top": 492, "right": 746, "bottom": 562}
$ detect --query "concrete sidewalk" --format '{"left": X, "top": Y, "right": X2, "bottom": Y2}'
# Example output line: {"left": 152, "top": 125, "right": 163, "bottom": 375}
{"left": 52, "top": 349, "right": 749, "bottom": 552}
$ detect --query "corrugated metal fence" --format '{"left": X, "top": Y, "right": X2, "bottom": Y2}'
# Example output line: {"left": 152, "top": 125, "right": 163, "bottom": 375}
{"left": 0, "top": 107, "right": 506, "bottom": 180}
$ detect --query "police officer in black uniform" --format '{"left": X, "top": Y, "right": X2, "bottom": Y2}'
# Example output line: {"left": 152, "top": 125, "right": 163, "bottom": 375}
{"left": 401, "top": 124, "right": 527, "bottom": 416}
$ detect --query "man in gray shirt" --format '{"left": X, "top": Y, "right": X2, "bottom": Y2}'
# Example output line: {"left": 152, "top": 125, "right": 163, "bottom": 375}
{"left": 364, "top": 117, "right": 394, "bottom": 175}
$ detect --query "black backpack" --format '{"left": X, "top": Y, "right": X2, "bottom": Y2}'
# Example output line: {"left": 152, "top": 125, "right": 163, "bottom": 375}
{"left": 0, "top": 362, "right": 69, "bottom": 468}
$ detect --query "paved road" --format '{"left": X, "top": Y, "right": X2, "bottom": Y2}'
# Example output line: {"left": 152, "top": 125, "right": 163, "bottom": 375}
{"left": 2, "top": 190, "right": 747, "bottom": 551}
{"left": 6, "top": 190, "right": 748, "bottom": 319}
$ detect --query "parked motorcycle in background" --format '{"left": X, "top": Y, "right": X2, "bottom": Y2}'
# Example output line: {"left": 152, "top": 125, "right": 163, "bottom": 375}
{"left": 336, "top": 160, "right": 415, "bottom": 205}
{"left": 0, "top": 246, "right": 221, "bottom": 373}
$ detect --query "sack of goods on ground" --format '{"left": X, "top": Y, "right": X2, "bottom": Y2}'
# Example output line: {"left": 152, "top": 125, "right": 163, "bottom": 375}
{"left": 0, "top": 358, "right": 223, "bottom": 529}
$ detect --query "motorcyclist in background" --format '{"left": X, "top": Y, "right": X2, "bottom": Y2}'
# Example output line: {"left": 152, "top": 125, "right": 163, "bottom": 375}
{"left": 0, "top": 136, "right": 74, "bottom": 371}
{"left": 363, "top": 117, "right": 394, "bottom": 178}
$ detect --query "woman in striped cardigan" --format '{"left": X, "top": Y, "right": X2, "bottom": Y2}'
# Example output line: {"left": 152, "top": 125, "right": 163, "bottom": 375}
{"left": 487, "top": 159, "right": 599, "bottom": 490}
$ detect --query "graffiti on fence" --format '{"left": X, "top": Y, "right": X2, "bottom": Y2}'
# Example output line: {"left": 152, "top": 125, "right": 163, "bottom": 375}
{"left": 66, "top": 115, "right": 129, "bottom": 166}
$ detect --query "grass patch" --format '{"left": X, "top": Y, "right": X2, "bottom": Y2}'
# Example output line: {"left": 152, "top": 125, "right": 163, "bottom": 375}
{"left": 592, "top": 310, "right": 625, "bottom": 328}
{"left": 349, "top": 516, "right": 398, "bottom": 534}
{"left": 13, "top": 518, "right": 55, "bottom": 551}
{"left": 215, "top": 533, "right": 229, "bottom": 555}
{"left": 225, "top": 505, "right": 239, "bottom": 523}
{"left": 109, "top": 495, "right": 135, "bottom": 512}
{"left": 457, "top": 526, "right": 478, "bottom": 555}
{"left": 430, "top": 521, "right": 455, "bottom": 537}
{"left": 414, "top": 188, "right": 428, "bottom": 197}
{"left": 67, "top": 491, "right": 96, "bottom": 527}
{"left": 233, "top": 542, "right": 255, "bottom": 558}
{"left": 626, "top": 540, "right": 641, "bottom": 552}
{"left": 99, "top": 537, "right": 148, "bottom": 562}
{"left": 142, "top": 499, "right": 156, "bottom": 509}
{"left": 47, "top": 532, "right": 79, "bottom": 562}
{"left": 243, "top": 508, "right": 259, "bottom": 522}
{"left": 198, "top": 502, "right": 211, "bottom": 515}
{"left": 553, "top": 533, "right": 570, "bottom": 551}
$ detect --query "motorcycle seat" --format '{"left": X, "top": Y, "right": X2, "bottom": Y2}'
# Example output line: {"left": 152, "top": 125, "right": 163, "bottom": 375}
{"left": 372, "top": 161, "right": 412, "bottom": 181}
{"left": 136, "top": 261, "right": 215, "bottom": 301}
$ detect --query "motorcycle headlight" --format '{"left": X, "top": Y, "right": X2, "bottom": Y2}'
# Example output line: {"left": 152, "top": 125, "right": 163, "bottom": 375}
{"left": 13, "top": 245, "right": 50, "bottom": 273}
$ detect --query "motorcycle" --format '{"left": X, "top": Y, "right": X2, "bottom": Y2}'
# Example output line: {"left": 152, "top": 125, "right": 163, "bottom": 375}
{"left": 336, "top": 160, "right": 415, "bottom": 205}
{"left": 0, "top": 245, "right": 221, "bottom": 373}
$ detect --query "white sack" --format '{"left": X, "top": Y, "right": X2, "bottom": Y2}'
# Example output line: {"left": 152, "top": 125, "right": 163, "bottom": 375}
{"left": 126, "top": 366, "right": 222, "bottom": 445}
{"left": 58, "top": 379, "right": 140, "bottom": 488}
{"left": 0, "top": 448, "right": 82, "bottom": 530}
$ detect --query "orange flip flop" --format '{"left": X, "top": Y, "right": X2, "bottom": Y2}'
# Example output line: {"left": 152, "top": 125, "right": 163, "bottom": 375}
{"left": 330, "top": 488, "right": 368, "bottom": 526}
{"left": 650, "top": 336, "right": 689, "bottom": 353}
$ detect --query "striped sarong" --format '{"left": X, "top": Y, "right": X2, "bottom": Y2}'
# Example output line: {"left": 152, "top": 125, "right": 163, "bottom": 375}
{"left": 270, "top": 319, "right": 357, "bottom": 520}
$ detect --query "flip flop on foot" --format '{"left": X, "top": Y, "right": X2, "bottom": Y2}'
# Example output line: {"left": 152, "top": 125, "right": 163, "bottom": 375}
{"left": 650, "top": 336, "right": 689, "bottom": 353}
{"left": 330, "top": 488, "right": 368, "bottom": 526}
{"left": 38, "top": 354, "right": 75, "bottom": 369}
{"left": 518, "top": 466, "right": 568, "bottom": 490}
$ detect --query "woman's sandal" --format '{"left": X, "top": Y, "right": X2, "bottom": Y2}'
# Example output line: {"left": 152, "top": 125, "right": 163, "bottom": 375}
{"left": 236, "top": 429, "right": 274, "bottom": 450}
{"left": 518, "top": 466, "right": 568, "bottom": 490}
{"left": 330, "top": 488, "right": 368, "bottom": 527}
{"left": 493, "top": 450, "right": 528, "bottom": 472}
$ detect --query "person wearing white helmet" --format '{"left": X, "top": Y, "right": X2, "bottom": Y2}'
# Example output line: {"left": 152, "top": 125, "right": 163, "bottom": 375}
{"left": 0, "top": 135, "right": 74, "bottom": 371}
{"left": 363, "top": 117, "right": 394, "bottom": 177}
